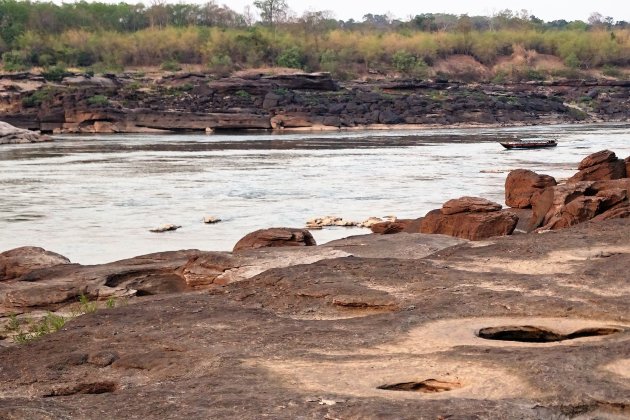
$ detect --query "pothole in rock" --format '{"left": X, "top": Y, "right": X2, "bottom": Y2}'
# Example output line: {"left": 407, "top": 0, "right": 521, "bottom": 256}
{"left": 477, "top": 325, "right": 623, "bottom": 343}
{"left": 377, "top": 379, "right": 463, "bottom": 393}
{"left": 44, "top": 381, "right": 118, "bottom": 397}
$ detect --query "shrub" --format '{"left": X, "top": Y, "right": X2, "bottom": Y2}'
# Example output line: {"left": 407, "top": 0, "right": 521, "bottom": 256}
{"left": 161, "top": 59, "right": 182, "bottom": 72}
{"left": 78, "top": 294, "right": 97, "bottom": 313}
{"left": 87, "top": 94, "right": 109, "bottom": 106}
{"left": 235, "top": 89, "right": 251, "bottom": 98}
{"left": 602, "top": 65, "right": 622, "bottom": 77}
{"left": 22, "top": 89, "right": 52, "bottom": 107}
{"left": 208, "top": 54, "right": 233, "bottom": 75}
{"left": 276, "top": 46, "right": 304, "bottom": 69}
{"left": 1, "top": 50, "right": 29, "bottom": 71}
{"left": 42, "top": 65, "right": 69, "bottom": 82}
{"left": 8, "top": 312, "right": 66, "bottom": 344}
{"left": 392, "top": 50, "right": 429, "bottom": 78}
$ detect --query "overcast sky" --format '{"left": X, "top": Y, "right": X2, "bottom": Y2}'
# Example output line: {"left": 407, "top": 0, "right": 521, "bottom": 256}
{"left": 224, "top": 0, "right": 629, "bottom": 22}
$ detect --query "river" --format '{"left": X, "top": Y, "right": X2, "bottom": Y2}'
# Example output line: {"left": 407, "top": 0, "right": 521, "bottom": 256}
{"left": 1, "top": 123, "right": 629, "bottom": 264}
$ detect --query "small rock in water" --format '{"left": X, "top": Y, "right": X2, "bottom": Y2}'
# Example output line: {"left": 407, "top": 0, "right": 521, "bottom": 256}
{"left": 358, "top": 215, "right": 397, "bottom": 228}
{"left": 203, "top": 216, "right": 221, "bottom": 224}
{"left": 150, "top": 224, "right": 181, "bottom": 233}
{"left": 306, "top": 215, "right": 358, "bottom": 228}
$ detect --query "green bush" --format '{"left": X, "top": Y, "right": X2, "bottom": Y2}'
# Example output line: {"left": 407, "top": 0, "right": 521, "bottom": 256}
{"left": 1, "top": 50, "right": 29, "bottom": 71}
{"left": 42, "top": 65, "right": 69, "bottom": 82}
{"left": 276, "top": 46, "right": 304, "bottom": 69}
{"left": 87, "top": 94, "right": 109, "bottom": 106}
{"left": 10, "top": 312, "right": 66, "bottom": 344}
{"left": 208, "top": 54, "right": 233, "bottom": 75}
{"left": 161, "top": 59, "right": 182, "bottom": 72}
{"left": 602, "top": 65, "right": 622, "bottom": 78}
{"left": 392, "top": 50, "right": 429, "bottom": 78}
{"left": 235, "top": 89, "right": 251, "bottom": 98}
{"left": 22, "top": 89, "right": 52, "bottom": 107}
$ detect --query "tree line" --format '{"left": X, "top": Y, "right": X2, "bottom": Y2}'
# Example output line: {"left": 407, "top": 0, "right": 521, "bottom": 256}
{"left": 1, "top": 0, "right": 629, "bottom": 80}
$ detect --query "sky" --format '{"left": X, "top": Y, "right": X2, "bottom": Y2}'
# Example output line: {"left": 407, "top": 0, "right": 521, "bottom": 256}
{"left": 224, "top": 0, "right": 630, "bottom": 22}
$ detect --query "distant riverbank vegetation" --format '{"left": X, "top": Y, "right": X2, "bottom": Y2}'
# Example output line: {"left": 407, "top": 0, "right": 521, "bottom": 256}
{"left": 1, "top": 0, "right": 629, "bottom": 81}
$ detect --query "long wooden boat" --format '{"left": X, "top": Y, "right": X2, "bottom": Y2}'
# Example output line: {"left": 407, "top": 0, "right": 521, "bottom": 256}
{"left": 499, "top": 139, "right": 558, "bottom": 150}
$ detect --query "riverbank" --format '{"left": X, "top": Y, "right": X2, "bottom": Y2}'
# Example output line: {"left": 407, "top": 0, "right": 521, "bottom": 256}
{"left": 1, "top": 70, "right": 629, "bottom": 134}
{"left": 1, "top": 219, "right": 629, "bottom": 418}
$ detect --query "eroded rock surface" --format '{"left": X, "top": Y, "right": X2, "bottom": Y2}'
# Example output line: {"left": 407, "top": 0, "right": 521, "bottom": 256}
{"left": 505, "top": 169, "right": 557, "bottom": 208}
{"left": 568, "top": 150, "right": 627, "bottom": 183}
{"left": 0, "top": 219, "right": 628, "bottom": 419}
{"left": 0, "top": 121, "right": 51, "bottom": 144}
{"left": 233, "top": 227, "right": 316, "bottom": 252}
{"left": 420, "top": 197, "right": 518, "bottom": 240}
{"left": 0, "top": 246, "right": 70, "bottom": 281}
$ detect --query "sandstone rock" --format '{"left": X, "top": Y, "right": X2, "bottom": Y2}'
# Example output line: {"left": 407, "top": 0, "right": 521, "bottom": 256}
{"left": 0, "top": 247, "right": 70, "bottom": 281}
{"left": 592, "top": 203, "right": 630, "bottom": 221}
{"left": 577, "top": 150, "right": 617, "bottom": 170}
{"left": 62, "top": 75, "right": 118, "bottom": 88}
{"left": 625, "top": 156, "right": 630, "bottom": 178}
{"left": 370, "top": 219, "right": 420, "bottom": 234}
{"left": 87, "top": 351, "right": 119, "bottom": 367}
{"left": 568, "top": 151, "right": 626, "bottom": 183}
{"left": 181, "top": 253, "right": 236, "bottom": 288}
{"left": 270, "top": 114, "right": 312, "bottom": 129}
{"left": 535, "top": 182, "right": 594, "bottom": 228}
{"left": 370, "top": 221, "right": 406, "bottom": 234}
{"left": 233, "top": 228, "right": 316, "bottom": 252}
{"left": 504, "top": 169, "right": 557, "bottom": 208}
{"left": 133, "top": 111, "right": 272, "bottom": 131}
{"left": 3, "top": 280, "right": 88, "bottom": 308}
{"left": 534, "top": 176, "right": 630, "bottom": 231}
{"left": 150, "top": 224, "right": 181, "bottom": 233}
{"left": 359, "top": 217, "right": 385, "bottom": 228}
{"left": 441, "top": 196, "right": 502, "bottom": 215}
{"left": 420, "top": 209, "right": 518, "bottom": 240}
{"left": 567, "top": 160, "right": 626, "bottom": 183}
{"left": 529, "top": 187, "right": 555, "bottom": 230}
{"left": 543, "top": 196, "right": 605, "bottom": 230}
{"left": 306, "top": 216, "right": 357, "bottom": 228}
{"left": 595, "top": 188, "right": 627, "bottom": 208}
{"left": 203, "top": 216, "right": 221, "bottom": 224}
{"left": 0, "top": 121, "right": 51, "bottom": 144}
{"left": 358, "top": 216, "right": 397, "bottom": 228}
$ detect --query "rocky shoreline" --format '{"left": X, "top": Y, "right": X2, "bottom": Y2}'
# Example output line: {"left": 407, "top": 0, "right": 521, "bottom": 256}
{"left": 1, "top": 148, "right": 629, "bottom": 418}
{"left": 1, "top": 71, "right": 629, "bottom": 134}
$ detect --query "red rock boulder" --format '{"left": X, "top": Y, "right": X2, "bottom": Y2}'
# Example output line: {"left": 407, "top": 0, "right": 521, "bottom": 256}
{"left": 441, "top": 196, "right": 502, "bottom": 215}
{"left": 370, "top": 219, "right": 422, "bottom": 234}
{"left": 420, "top": 197, "right": 518, "bottom": 240}
{"left": 0, "top": 246, "right": 70, "bottom": 281}
{"left": 532, "top": 182, "right": 594, "bottom": 230}
{"left": 505, "top": 169, "right": 557, "bottom": 209}
{"left": 568, "top": 150, "right": 626, "bottom": 183}
{"left": 233, "top": 228, "right": 316, "bottom": 253}
{"left": 532, "top": 178, "right": 630, "bottom": 231}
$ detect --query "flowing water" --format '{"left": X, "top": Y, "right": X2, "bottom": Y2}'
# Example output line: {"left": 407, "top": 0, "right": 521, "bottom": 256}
{"left": 1, "top": 123, "right": 629, "bottom": 264}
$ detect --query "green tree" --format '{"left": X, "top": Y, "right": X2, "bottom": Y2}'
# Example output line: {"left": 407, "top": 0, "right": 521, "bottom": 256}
{"left": 253, "top": 0, "right": 287, "bottom": 28}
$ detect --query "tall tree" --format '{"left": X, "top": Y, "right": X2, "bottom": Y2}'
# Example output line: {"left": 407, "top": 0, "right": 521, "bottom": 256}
{"left": 253, "top": 0, "right": 287, "bottom": 28}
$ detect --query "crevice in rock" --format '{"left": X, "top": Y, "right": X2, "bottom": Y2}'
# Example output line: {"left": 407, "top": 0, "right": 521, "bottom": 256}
{"left": 43, "top": 381, "right": 117, "bottom": 397}
{"left": 377, "top": 379, "right": 462, "bottom": 393}
{"left": 477, "top": 325, "right": 623, "bottom": 343}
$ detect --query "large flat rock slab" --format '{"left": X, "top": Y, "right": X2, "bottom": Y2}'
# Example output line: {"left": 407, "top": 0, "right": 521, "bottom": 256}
{"left": 0, "top": 220, "right": 629, "bottom": 418}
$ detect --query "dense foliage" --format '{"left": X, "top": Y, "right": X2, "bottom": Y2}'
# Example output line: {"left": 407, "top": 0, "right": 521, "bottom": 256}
{"left": 1, "top": 1, "right": 629, "bottom": 80}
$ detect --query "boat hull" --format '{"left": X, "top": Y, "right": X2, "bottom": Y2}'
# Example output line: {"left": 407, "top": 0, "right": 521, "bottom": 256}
{"left": 500, "top": 141, "right": 558, "bottom": 150}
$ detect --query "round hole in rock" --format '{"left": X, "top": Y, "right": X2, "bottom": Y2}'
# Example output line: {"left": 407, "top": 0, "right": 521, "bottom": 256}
{"left": 477, "top": 325, "right": 623, "bottom": 343}
{"left": 377, "top": 379, "right": 462, "bottom": 393}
